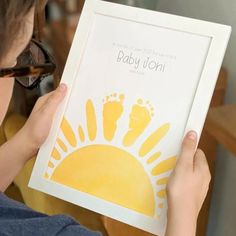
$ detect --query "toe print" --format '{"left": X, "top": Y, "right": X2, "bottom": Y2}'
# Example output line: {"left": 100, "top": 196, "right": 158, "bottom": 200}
{"left": 123, "top": 99, "right": 154, "bottom": 146}
{"left": 103, "top": 93, "right": 125, "bottom": 141}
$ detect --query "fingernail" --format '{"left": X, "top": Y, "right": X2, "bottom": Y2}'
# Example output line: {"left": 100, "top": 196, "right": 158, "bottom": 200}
{"left": 187, "top": 131, "right": 197, "bottom": 140}
{"left": 59, "top": 83, "right": 66, "bottom": 92}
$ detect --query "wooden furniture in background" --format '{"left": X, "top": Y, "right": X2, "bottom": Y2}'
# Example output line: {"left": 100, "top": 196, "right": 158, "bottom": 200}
{"left": 206, "top": 104, "right": 236, "bottom": 156}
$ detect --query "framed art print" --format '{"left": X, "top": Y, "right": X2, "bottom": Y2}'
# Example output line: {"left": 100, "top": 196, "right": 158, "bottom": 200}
{"left": 29, "top": 0, "right": 231, "bottom": 235}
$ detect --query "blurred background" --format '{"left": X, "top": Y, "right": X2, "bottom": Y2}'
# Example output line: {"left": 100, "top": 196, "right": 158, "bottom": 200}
{"left": 5, "top": 1, "right": 236, "bottom": 236}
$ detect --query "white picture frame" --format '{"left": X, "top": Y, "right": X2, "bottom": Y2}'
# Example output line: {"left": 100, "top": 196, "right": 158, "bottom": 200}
{"left": 29, "top": 0, "right": 231, "bottom": 235}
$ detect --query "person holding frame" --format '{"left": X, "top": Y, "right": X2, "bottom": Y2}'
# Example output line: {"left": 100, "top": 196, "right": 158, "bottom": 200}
{"left": 0, "top": 1, "right": 210, "bottom": 236}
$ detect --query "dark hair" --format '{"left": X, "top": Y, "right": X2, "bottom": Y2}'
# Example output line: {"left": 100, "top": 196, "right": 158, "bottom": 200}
{"left": 0, "top": 0, "right": 36, "bottom": 63}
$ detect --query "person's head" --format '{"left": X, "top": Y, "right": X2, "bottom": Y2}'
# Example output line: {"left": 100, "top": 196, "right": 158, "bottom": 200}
{"left": 0, "top": 0, "right": 37, "bottom": 67}
{"left": 0, "top": 0, "right": 36, "bottom": 124}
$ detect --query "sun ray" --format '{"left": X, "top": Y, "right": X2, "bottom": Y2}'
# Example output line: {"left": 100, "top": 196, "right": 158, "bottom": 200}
{"left": 86, "top": 100, "right": 97, "bottom": 141}
{"left": 123, "top": 99, "right": 153, "bottom": 147}
{"left": 157, "top": 189, "right": 166, "bottom": 198}
{"left": 48, "top": 161, "right": 55, "bottom": 168}
{"left": 103, "top": 94, "right": 124, "bottom": 141}
{"left": 44, "top": 173, "right": 49, "bottom": 179}
{"left": 139, "top": 123, "right": 170, "bottom": 157}
{"left": 56, "top": 138, "right": 68, "bottom": 152}
{"left": 147, "top": 152, "right": 161, "bottom": 164}
{"left": 151, "top": 156, "right": 177, "bottom": 176}
{"left": 78, "top": 125, "right": 85, "bottom": 142}
{"left": 51, "top": 148, "right": 61, "bottom": 160}
{"left": 61, "top": 117, "right": 77, "bottom": 147}
{"left": 156, "top": 177, "right": 169, "bottom": 185}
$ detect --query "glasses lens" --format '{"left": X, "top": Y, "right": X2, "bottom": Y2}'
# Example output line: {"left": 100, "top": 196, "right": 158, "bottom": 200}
{"left": 17, "top": 41, "right": 46, "bottom": 66}
{"left": 16, "top": 75, "right": 41, "bottom": 88}
{"left": 15, "top": 41, "right": 49, "bottom": 88}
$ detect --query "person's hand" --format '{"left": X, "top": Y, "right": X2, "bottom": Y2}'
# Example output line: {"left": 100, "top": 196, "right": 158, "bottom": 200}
{"left": 18, "top": 83, "right": 67, "bottom": 159}
{"left": 165, "top": 131, "right": 211, "bottom": 236}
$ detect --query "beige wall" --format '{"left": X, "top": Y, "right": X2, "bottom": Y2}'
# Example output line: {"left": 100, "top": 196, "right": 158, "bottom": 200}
{"left": 156, "top": 0, "right": 236, "bottom": 235}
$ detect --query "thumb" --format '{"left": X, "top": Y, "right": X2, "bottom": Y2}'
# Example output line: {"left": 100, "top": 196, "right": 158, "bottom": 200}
{"left": 194, "top": 149, "right": 209, "bottom": 172}
{"left": 178, "top": 131, "right": 198, "bottom": 168}
{"left": 42, "top": 83, "right": 67, "bottom": 116}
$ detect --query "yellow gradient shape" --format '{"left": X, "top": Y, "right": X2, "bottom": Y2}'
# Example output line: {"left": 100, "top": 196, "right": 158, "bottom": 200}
{"left": 123, "top": 101, "right": 152, "bottom": 146}
{"left": 156, "top": 177, "right": 168, "bottom": 185}
{"left": 139, "top": 123, "right": 170, "bottom": 157}
{"left": 157, "top": 189, "right": 166, "bottom": 198}
{"left": 51, "top": 148, "right": 61, "bottom": 160}
{"left": 46, "top": 95, "right": 176, "bottom": 216}
{"left": 151, "top": 156, "right": 177, "bottom": 176}
{"left": 51, "top": 144, "right": 155, "bottom": 217}
{"left": 103, "top": 94, "right": 124, "bottom": 141}
{"left": 57, "top": 138, "right": 68, "bottom": 152}
{"left": 78, "top": 126, "right": 85, "bottom": 142}
{"left": 61, "top": 118, "right": 77, "bottom": 147}
{"left": 86, "top": 100, "right": 97, "bottom": 141}
{"left": 147, "top": 152, "right": 161, "bottom": 164}
{"left": 48, "top": 161, "right": 54, "bottom": 168}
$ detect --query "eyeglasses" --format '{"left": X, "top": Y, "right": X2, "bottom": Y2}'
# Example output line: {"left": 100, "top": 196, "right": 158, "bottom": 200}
{"left": 0, "top": 39, "right": 56, "bottom": 89}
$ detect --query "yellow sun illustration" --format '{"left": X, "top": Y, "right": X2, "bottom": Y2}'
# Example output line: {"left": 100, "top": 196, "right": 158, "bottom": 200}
{"left": 44, "top": 93, "right": 176, "bottom": 218}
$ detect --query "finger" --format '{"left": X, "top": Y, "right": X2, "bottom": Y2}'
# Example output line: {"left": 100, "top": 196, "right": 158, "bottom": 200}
{"left": 32, "top": 91, "right": 54, "bottom": 112}
{"left": 177, "top": 131, "right": 198, "bottom": 168}
{"left": 42, "top": 83, "right": 67, "bottom": 115}
{"left": 194, "top": 149, "right": 210, "bottom": 173}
